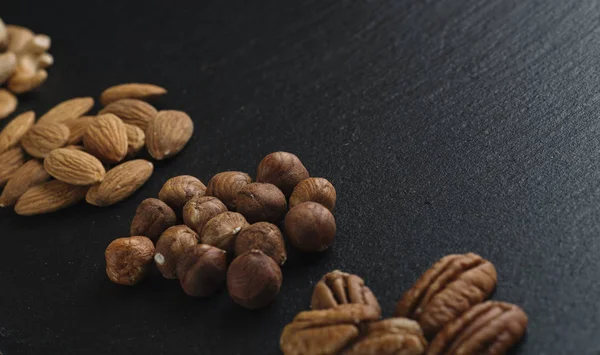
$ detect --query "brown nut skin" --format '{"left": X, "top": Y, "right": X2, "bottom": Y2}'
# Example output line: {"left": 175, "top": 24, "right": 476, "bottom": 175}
{"left": 256, "top": 151, "right": 309, "bottom": 197}
{"left": 158, "top": 175, "right": 206, "bottom": 211}
{"left": 183, "top": 196, "right": 228, "bottom": 235}
{"left": 130, "top": 198, "right": 177, "bottom": 242}
{"left": 311, "top": 270, "right": 381, "bottom": 315}
{"left": 105, "top": 236, "right": 155, "bottom": 286}
{"left": 234, "top": 222, "right": 287, "bottom": 266}
{"left": 426, "top": 301, "right": 527, "bottom": 355}
{"left": 176, "top": 244, "right": 227, "bottom": 297}
{"left": 344, "top": 318, "right": 428, "bottom": 355}
{"left": 290, "top": 177, "right": 336, "bottom": 211}
{"left": 227, "top": 249, "right": 282, "bottom": 309}
{"left": 284, "top": 202, "right": 336, "bottom": 252}
{"left": 201, "top": 212, "right": 249, "bottom": 253}
{"left": 394, "top": 253, "right": 498, "bottom": 338}
{"left": 236, "top": 182, "right": 287, "bottom": 224}
{"left": 205, "top": 171, "right": 252, "bottom": 210}
{"left": 154, "top": 225, "right": 199, "bottom": 279}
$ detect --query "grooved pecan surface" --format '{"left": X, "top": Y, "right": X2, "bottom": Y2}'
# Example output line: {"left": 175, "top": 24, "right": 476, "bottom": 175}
{"left": 342, "top": 318, "right": 427, "bottom": 355}
{"left": 426, "top": 301, "right": 528, "bottom": 355}
{"left": 394, "top": 253, "right": 497, "bottom": 337}
{"left": 311, "top": 270, "right": 381, "bottom": 315}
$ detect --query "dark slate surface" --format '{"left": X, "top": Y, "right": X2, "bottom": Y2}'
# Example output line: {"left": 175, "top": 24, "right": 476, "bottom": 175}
{"left": 1, "top": 0, "right": 598, "bottom": 354}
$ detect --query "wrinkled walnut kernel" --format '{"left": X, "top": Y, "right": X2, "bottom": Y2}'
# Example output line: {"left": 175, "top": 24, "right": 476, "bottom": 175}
{"left": 311, "top": 270, "right": 381, "bottom": 315}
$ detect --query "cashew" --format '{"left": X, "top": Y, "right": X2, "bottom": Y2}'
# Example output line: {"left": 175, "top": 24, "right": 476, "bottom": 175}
{"left": 0, "top": 18, "right": 7, "bottom": 51}
{"left": 6, "top": 25, "right": 34, "bottom": 54}
{"left": 0, "top": 52, "right": 16, "bottom": 85}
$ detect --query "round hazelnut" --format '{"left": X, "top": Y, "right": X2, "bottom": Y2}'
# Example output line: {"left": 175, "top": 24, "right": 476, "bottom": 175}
{"left": 236, "top": 183, "right": 287, "bottom": 224}
{"left": 227, "top": 250, "right": 282, "bottom": 309}
{"left": 201, "top": 212, "right": 249, "bottom": 253}
{"left": 284, "top": 202, "right": 336, "bottom": 252}
{"left": 206, "top": 171, "right": 252, "bottom": 210}
{"left": 183, "top": 196, "right": 228, "bottom": 234}
{"left": 130, "top": 198, "right": 177, "bottom": 242}
{"left": 154, "top": 225, "right": 199, "bottom": 279}
{"left": 289, "top": 177, "right": 336, "bottom": 211}
{"left": 177, "top": 244, "right": 227, "bottom": 297}
{"left": 234, "top": 222, "right": 286, "bottom": 265}
{"left": 158, "top": 175, "right": 206, "bottom": 211}
{"left": 256, "top": 151, "right": 309, "bottom": 196}
{"left": 105, "top": 236, "right": 155, "bottom": 286}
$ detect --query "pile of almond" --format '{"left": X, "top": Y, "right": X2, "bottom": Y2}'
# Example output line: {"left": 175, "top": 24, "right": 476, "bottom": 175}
{"left": 0, "top": 82, "right": 194, "bottom": 215}
{"left": 0, "top": 18, "right": 53, "bottom": 119}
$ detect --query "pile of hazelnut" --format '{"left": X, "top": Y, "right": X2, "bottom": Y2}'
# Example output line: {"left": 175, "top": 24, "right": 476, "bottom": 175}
{"left": 104, "top": 151, "right": 337, "bottom": 309}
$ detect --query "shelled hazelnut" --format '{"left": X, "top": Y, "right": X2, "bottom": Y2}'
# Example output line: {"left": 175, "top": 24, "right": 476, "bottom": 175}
{"left": 177, "top": 244, "right": 227, "bottom": 297}
{"left": 158, "top": 175, "right": 206, "bottom": 211}
{"left": 234, "top": 222, "right": 286, "bottom": 266}
{"left": 227, "top": 249, "right": 283, "bottom": 309}
{"left": 105, "top": 236, "right": 155, "bottom": 286}
{"left": 183, "top": 196, "right": 228, "bottom": 235}
{"left": 201, "top": 212, "right": 249, "bottom": 253}
{"left": 236, "top": 182, "right": 287, "bottom": 224}
{"left": 154, "top": 225, "right": 199, "bottom": 279}
{"left": 289, "top": 177, "right": 336, "bottom": 211}
{"left": 284, "top": 201, "right": 336, "bottom": 252}
{"left": 206, "top": 171, "right": 252, "bottom": 210}
{"left": 256, "top": 151, "right": 309, "bottom": 196}
{"left": 130, "top": 198, "right": 177, "bottom": 242}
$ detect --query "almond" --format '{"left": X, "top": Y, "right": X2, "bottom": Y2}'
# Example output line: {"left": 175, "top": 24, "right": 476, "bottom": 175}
{"left": 146, "top": 110, "right": 194, "bottom": 160}
{"left": 37, "top": 97, "right": 94, "bottom": 125}
{"left": 82, "top": 113, "right": 128, "bottom": 163}
{"left": 86, "top": 159, "right": 153, "bottom": 207}
{"left": 125, "top": 123, "right": 145, "bottom": 157}
{"left": 14, "top": 180, "right": 88, "bottom": 216}
{"left": 21, "top": 123, "right": 70, "bottom": 158}
{"left": 0, "top": 147, "right": 25, "bottom": 187}
{"left": 100, "top": 83, "right": 167, "bottom": 106}
{"left": 0, "top": 110, "right": 35, "bottom": 153}
{"left": 99, "top": 99, "right": 157, "bottom": 131}
{"left": 0, "top": 89, "right": 17, "bottom": 120}
{"left": 64, "top": 145, "right": 85, "bottom": 151}
{"left": 44, "top": 148, "right": 105, "bottom": 186}
{"left": 64, "top": 115, "right": 94, "bottom": 145}
{"left": 0, "top": 160, "right": 50, "bottom": 207}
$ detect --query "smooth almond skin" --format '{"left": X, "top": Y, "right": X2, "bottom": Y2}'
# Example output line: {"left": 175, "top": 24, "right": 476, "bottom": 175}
{"left": 37, "top": 97, "right": 94, "bottom": 125}
{"left": 0, "top": 89, "right": 17, "bottom": 120}
{"left": 0, "top": 111, "right": 35, "bottom": 153}
{"left": 125, "top": 123, "right": 145, "bottom": 157}
{"left": 100, "top": 83, "right": 167, "bottom": 106}
{"left": 0, "top": 160, "right": 50, "bottom": 207}
{"left": 44, "top": 148, "right": 106, "bottom": 186}
{"left": 86, "top": 159, "right": 153, "bottom": 207}
{"left": 0, "top": 147, "right": 25, "bottom": 187}
{"left": 15, "top": 180, "right": 88, "bottom": 216}
{"left": 146, "top": 110, "right": 194, "bottom": 160}
{"left": 99, "top": 99, "right": 157, "bottom": 131}
{"left": 0, "top": 52, "right": 17, "bottom": 85}
{"left": 21, "top": 123, "right": 70, "bottom": 158}
{"left": 64, "top": 116, "right": 95, "bottom": 145}
{"left": 82, "top": 113, "right": 128, "bottom": 163}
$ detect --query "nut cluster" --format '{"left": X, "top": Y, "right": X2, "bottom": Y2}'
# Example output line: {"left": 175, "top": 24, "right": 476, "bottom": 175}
{"left": 281, "top": 259, "right": 528, "bottom": 355}
{"left": 0, "top": 82, "right": 196, "bottom": 215}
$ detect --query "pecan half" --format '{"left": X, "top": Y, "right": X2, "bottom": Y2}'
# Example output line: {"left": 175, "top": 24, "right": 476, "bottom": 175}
{"left": 394, "top": 253, "right": 497, "bottom": 337}
{"left": 342, "top": 318, "right": 427, "bottom": 355}
{"left": 311, "top": 270, "right": 381, "bottom": 315}
{"left": 426, "top": 301, "right": 528, "bottom": 355}
{"left": 280, "top": 304, "right": 381, "bottom": 355}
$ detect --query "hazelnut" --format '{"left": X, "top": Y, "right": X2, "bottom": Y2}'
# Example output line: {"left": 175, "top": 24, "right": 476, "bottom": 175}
{"left": 227, "top": 250, "right": 282, "bottom": 309}
{"left": 234, "top": 222, "right": 287, "bottom": 265}
{"left": 284, "top": 202, "right": 336, "bottom": 252}
{"left": 206, "top": 171, "right": 252, "bottom": 210}
{"left": 177, "top": 244, "right": 227, "bottom": 297}
{"left": 236, "top": 182, "right": 287, "bottom": 224}
{"left": 105, "top": 236, "right": 155, "bottom": 286}
{"left": 201, "top": 212, "right": 249, "bottom": 253}
{"left": 183, "top": 196, "right": 228, "bottom": 234}
{"left": 289, "top": 177, "right": 336, "bottom": 211}
{"left": 130, "top": 198, "right": 177, "bottom": 242}
{"left": 256, "top": 151, "right": 309, "bottom": 196}
{"left": 154, "top": 225, "right": 199, "bottom": 279}
{"left": 158, "top": 175, "right": 206, "bottom": 211}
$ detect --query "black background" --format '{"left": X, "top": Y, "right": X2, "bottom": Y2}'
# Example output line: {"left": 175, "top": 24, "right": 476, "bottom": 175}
{"left": 1, "top": 0, "right": 598, "bottom": 354}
